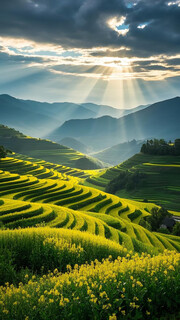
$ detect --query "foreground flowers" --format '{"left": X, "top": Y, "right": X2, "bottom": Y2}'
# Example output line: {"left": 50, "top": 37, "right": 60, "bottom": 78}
{"left": 0, "top": 250, "right": 179, "bottom": 319}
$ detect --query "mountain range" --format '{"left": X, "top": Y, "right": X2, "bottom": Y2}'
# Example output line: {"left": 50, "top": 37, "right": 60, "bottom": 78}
{"left": 1, "top": 93, "right": 179, "bottom": 154}
{"left": 0, "top": 94, "right": 148, "bottom": 137}
{"left": 49, "top": 97, "right": 180, "bottom": 150}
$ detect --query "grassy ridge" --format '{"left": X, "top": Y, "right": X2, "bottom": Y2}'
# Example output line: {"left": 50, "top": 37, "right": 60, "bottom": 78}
{"left": 0, "top": 123, "right": 104, "bottom": 169}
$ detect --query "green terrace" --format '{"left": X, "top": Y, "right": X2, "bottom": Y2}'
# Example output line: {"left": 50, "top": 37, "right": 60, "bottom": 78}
{"left": 13, "top": 153, "right": 100, "bottom": 179}
{"left": 0, "top": 197, "right": 180, "bottom": 253}
{"left": 85, "top": 153, "right": 180, "bottom": 212}
{"left": 0, "top": 157, "right": 179, "bottom": 254}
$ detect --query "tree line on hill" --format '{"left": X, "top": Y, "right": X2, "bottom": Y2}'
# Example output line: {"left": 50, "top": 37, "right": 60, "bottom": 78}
{"left": 0, "top": 146, "right": 12, "bottom": 159}
{"left": 105, "top": 170, "right": 146, "bottom": 194}
{"left": 141, "top": 139, "right": 180, "bottom": 155}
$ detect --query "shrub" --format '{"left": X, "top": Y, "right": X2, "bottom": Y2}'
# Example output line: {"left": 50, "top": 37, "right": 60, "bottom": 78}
{"left": 173, "top": 222, "right": 180, "bottom": 236}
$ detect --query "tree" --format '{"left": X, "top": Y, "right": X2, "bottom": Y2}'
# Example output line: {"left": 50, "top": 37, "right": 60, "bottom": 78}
{"left": 0, "top": 146, "right": 12, "bottom": 159}
{"left": 145, "top": 207, "right": 172, "bottom": 231}
{"left": 140, "top": 138, "right": 179, "bottom": 155}
{"left": 175, "top": 139, "right": 180, "bottom": 155}
{"left": 172, "top": 223, "right": 180, "bottom": 236}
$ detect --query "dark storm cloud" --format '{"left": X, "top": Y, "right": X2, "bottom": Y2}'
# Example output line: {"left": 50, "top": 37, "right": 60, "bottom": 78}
{"left": 0, "top": 0, "right": 180, "bottom": 58}
{"left": 0, "top": 0, "right": 127, "bottom": 48}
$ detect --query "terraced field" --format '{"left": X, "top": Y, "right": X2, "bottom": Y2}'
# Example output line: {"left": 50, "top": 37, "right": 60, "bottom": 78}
{"left": 0, "top": 156, "right": 179, "bottom": 253}
{"left": 85, "top": 153, "right": 180, "bottom": 212}
{"left": 0, "top": 157, "right": 65, "bottom": 180}
{"left": 0, "top": 197, "right": 179, "bottom": 253}
{"left": 0, "top": 164, "right": 148, "bottom": 223}
{"left": 13, "top": 153, "right": 100, "bottom": 179}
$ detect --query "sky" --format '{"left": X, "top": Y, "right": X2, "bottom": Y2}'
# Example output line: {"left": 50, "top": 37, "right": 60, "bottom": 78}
{"left": 0, "top": 0, "right": 180, "bottom": 109}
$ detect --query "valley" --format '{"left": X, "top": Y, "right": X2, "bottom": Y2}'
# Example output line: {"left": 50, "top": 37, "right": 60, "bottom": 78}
{"left": 0, "top": 97, "right": 180, "bottom": 320}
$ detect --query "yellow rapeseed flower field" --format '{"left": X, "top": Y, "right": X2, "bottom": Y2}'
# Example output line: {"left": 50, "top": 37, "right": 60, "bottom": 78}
{"left": 0, "top": 250, "right": 179, "bottom": 320}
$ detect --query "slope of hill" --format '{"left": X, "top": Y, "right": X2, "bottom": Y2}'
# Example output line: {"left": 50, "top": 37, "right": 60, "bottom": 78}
{"left": 85, "top": 153, "right": 180, "bottom": 211}
{"left": 0, "top": 155, "right": 179, "bottom": 320}
{"left": 50, "top": 97, "right": 180, "bottom": 150}
{"left": 92, "top": 140, "right": 143, "bottom": 165}
{"left": 0, "top": 124, "right": 104, "bottom": 169}
{"left": 13, "top": 153, "right": 100, "bottom": 179}
{"left": 0, "top": 156, "right": 179, "bottom": 253}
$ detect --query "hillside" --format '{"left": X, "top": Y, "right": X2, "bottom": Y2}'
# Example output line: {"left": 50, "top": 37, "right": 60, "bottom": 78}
{"left": 0, "top": 156, "right": 179, "bottom": 253}
{"left": 58, "top": 137, "right": 89, "bottom": 154}
{"left": 50, "top": 97, "right": 180, "bottom": 150}
{"left": 92, "top": 140, "right": 143, "bottom": 165}
{"left": 0, "top": 124, "right": 104, "bottom": 169}
{"left": 85, "top": 152, "right": 180, "bottom": 211}
{"left": 0, "top": 155, "right": 179, "bottom": 320}
{"left": 13, "top": 153, "right": 100, "bottom": 180}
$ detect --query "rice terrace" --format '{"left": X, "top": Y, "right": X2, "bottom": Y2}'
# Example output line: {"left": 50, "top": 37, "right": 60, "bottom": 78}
{"left": 0, "top": 1, "right": 180, "bottom": 319}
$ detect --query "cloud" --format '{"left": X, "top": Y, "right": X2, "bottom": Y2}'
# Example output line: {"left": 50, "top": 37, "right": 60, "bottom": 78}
{"left": 0, "top": 0, "right": 179, "bottom": 58}
{"left": 0, "top": 0, "right": 179, "bottom": 100}
{"left": 0, "top": 44, "right": 180, "bottom": 82}
{"left": 0, "top": 45, "right": 50, "bottom": 65}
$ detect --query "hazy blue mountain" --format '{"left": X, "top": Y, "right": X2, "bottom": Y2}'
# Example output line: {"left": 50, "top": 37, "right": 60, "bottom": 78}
{"left": 21, "top": 98, "right": 148, "bottom": 122}
{"left": 0, "top": 94, "right": 58, "bottom": 137}
{"left": 81, "top": 103, "right": 148, "bottom": 118}
{"left": 58, "top": 137, "right": 89, "bottom": 154}
{"left": 92, "top": 140, "right": 143, "bottom": 166}
{"left": 49, "top": 97, "right": 180, "bottom": 150}
{"left": 0, "top": 94, "right": 149, "bottom": 139}
{"left": 24, "top": 100, "right": 96, "bottom": 121}
{"left": 81, "top": 103, "right": 123, "bottom": 117}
